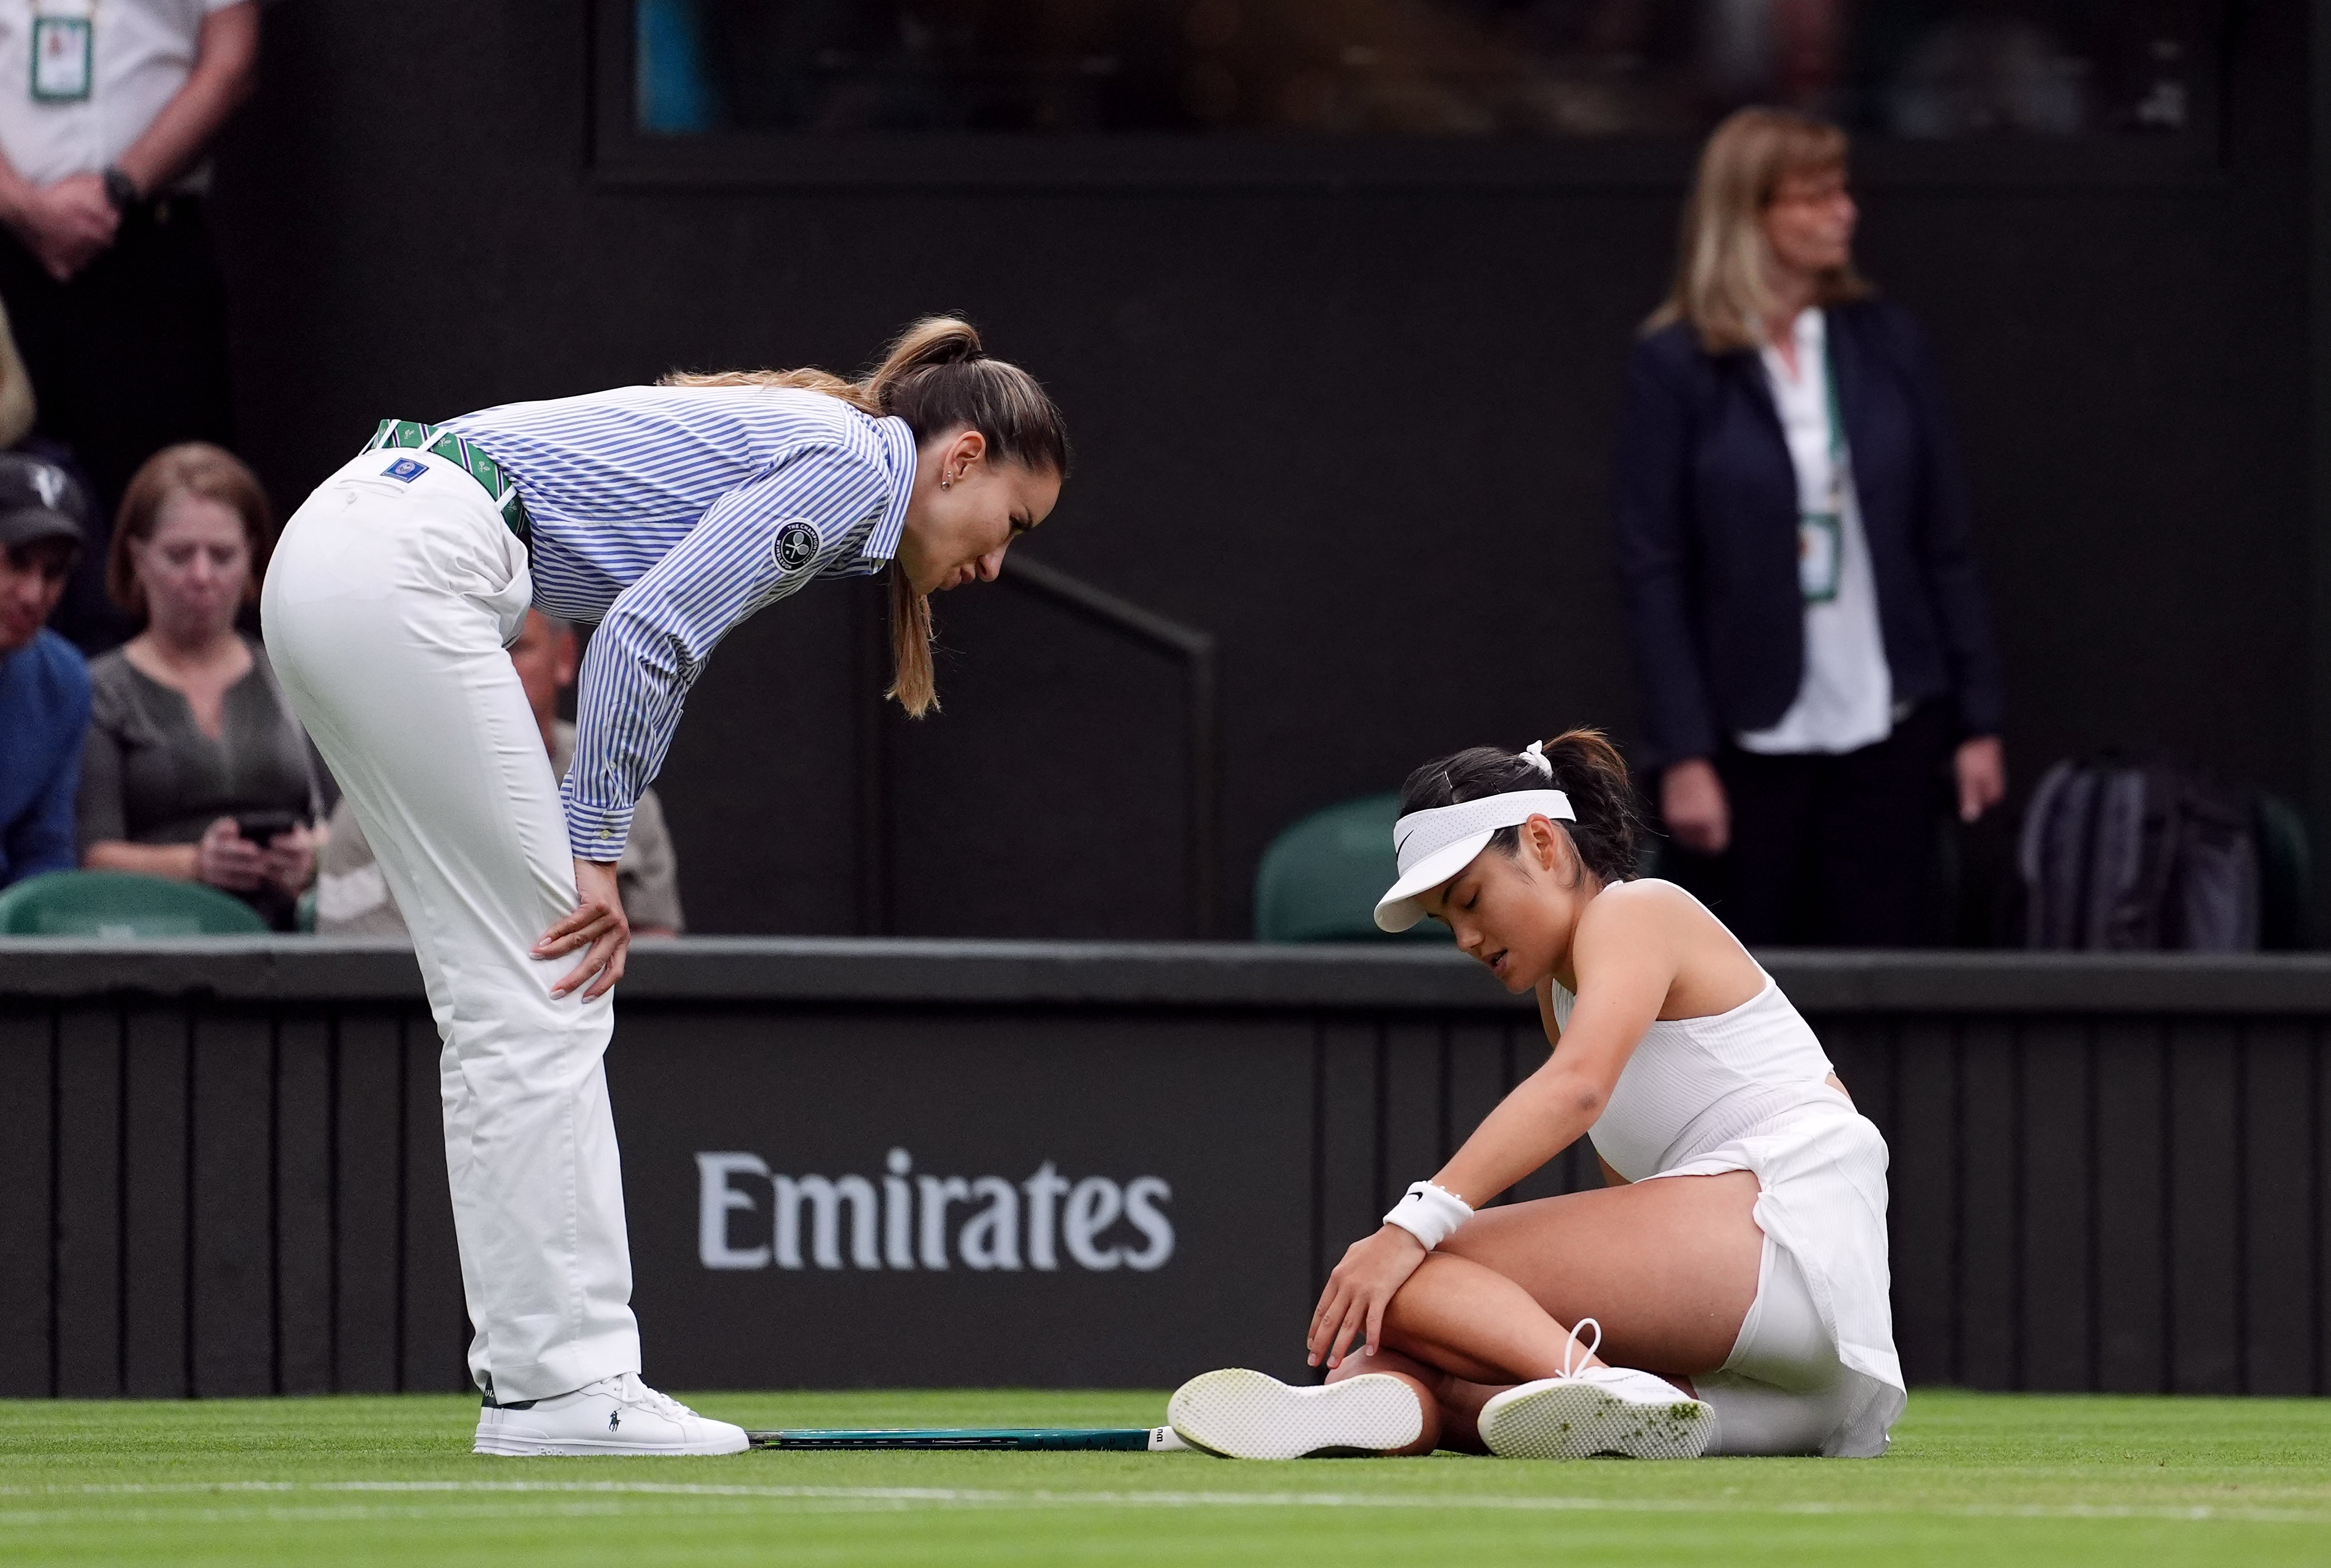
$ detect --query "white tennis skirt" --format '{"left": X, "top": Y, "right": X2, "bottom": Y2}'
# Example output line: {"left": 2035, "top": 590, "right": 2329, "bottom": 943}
{"left": 1646, "top": 1100, "right": 1905, "bottom": 1458}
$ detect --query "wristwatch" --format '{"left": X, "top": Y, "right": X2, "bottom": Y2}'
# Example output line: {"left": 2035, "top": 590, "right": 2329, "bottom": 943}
{"left": 100, "top": 165, "right": 140, "bottom": 212}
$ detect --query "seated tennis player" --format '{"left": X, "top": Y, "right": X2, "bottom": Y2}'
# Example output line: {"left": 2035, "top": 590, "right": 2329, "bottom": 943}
{"left": 1171, "top": 731, "right": 1902, "bottom": 1461}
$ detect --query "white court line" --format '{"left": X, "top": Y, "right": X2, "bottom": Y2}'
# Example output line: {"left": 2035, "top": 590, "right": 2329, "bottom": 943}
{"left": 0, "top": 1480, "right": 2327, "bottom": 1527}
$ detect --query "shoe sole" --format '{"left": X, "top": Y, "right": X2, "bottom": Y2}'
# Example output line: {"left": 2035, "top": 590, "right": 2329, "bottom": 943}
{"left": 1167, "top": 1369, "right": 1421, "bottom": 1461}
{"left": 474, "top": 1430, "right": 750, "bottom": 1457}
{"left": 1480, "top": 1380, "right": 1712, "bottom": 1461}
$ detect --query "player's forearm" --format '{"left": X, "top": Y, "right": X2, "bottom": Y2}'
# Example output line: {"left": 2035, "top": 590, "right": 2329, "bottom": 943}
{"left": 1431, "top": 1063, "right": 1610, "bottom": 1205}
{"left": 112, "top": 3, "right": 259, "bottom": 197}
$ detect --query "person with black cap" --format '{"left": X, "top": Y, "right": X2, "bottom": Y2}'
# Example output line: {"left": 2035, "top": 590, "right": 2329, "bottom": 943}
{"left": 0, "top": 450, "right": 92, "bottom": 888}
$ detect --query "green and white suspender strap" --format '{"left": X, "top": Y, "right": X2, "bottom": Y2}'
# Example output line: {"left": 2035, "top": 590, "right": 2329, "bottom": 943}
{"left": 362, "top": 419, "right": 533, "bottom": 550}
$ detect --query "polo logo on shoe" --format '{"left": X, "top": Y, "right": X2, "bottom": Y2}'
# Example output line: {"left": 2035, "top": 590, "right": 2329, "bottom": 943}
{"left": 382, "top": 457, "right": 427, "bottom": 483}
{"left": 609, "top": 1411, "right": 621, "bottom": 1432}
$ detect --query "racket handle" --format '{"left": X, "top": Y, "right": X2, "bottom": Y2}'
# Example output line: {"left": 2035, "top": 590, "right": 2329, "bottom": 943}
{"left": 1148, "top": 1426, "right": 1190, "bottom": 1452}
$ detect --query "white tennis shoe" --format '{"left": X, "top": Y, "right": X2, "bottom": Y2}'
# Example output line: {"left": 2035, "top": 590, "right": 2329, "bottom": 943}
{"left": 1168, "top": 1368, "right": 1423, "bottom": 1460}
{"left": 472, "top": 1372, "right": 750, "bottom": 1457}
{"left": 1477, "top": 1319, "right": 1714, "bottom": 1461}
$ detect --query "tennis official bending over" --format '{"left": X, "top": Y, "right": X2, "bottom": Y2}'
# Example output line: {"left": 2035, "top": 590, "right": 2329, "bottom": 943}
{"left": 262, "top": 319, "right": 1066, "bottom": 1456}
{"left": 1171, "top": 731, "right": 1901, "bottom": 1461}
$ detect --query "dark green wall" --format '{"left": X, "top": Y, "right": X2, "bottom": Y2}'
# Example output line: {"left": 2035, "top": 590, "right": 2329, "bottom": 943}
{"left": 206, "top": 1, "right": 2312, "bottom": 938}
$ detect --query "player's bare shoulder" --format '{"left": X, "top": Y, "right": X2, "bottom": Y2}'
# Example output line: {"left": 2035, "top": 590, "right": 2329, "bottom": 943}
{"left": 1575, "top": 876, "right": 1706, "bottom": 942}
{"left": 1588, "top": 878, "right": 1764, "bottom": 1017}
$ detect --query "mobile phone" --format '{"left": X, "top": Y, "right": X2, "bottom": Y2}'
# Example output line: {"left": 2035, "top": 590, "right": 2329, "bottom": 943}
{"left": 232, "top": 808, "right": 305, "bottom": 843}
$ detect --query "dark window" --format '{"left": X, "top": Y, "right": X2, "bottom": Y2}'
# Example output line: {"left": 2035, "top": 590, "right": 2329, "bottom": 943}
{"left": 633, "top": 1, "right": 2211, "bottom": 141}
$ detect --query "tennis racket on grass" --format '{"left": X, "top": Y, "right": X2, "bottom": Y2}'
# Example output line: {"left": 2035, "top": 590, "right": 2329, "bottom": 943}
{"left": 748, "top": 1426, "right": 1189, "bottom": 1452}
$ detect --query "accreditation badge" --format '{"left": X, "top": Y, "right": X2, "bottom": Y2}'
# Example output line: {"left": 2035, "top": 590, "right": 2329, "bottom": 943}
{"left": 31, "top": 14, "right": 93, "bottom": 104}
{"left": 1798, "top": 512, "right": 1842, "bottom": 603}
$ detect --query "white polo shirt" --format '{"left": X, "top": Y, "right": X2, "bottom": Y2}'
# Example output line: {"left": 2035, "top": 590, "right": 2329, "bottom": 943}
{"left": 0, "top": 0, "right": 246, "bottom": 188}
{"left": 1734, "top": 308, "right": 1897, "bottom": 757}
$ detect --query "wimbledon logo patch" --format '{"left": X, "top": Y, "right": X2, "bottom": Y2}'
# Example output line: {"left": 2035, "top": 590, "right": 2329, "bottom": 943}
{"left": 775, "top": 521, "right": 820, "bottom": 572}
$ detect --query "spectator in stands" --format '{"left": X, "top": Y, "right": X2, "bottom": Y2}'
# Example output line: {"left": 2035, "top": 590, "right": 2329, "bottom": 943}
{"left": 0, "top": 299, "right": 31, "bottom": 449}
{"left": 0, "top": 1, "right": 260, "bottom": 650}
{"left": 1613, "top": 107, "right": 2005, "bottom": 946}
{"left": 0, "top": 452, "right": 90, "bottom": 890}
{"left": 0, "top": 290, "right": 115, "bottom": 656}
{"left": 78, "top": 443, "right": 319, "bottom": 928}
{"left": 315, "top": 611, "right": 685, "bottom": 939}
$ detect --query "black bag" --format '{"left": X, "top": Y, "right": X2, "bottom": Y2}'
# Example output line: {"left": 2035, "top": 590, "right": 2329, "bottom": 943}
{"left": 2017, "top": 760, "right": 2259, "bottom": 951}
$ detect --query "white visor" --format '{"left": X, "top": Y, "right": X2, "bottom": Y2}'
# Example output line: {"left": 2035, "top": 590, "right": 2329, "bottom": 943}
{"left": 1373, "top": 789, "right": 1575, "bottom": 932}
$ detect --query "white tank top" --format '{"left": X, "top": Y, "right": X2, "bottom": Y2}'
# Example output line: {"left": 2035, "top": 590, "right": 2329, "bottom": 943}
{"left": 1548, "top": 975, "right": 1846, "bottom": 1182}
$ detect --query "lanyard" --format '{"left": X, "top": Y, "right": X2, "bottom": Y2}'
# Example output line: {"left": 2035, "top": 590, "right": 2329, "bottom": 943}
{"left": 1819, "top": 331, "right": 1848, "bottom": 513}
{"left": 1781, "top": 316, "right": 1850, "bottom": 606}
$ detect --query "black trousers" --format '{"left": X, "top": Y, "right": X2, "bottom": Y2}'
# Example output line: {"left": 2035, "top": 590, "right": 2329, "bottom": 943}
{"left": 0, "top": 196, "right": 233, "bottom": 651}
{"left": 1665, "top": 700, "right": 1958, "bottom": 948}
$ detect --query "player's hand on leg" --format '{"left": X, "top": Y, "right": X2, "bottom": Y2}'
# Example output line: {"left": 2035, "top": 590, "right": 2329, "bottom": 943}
{"left": 535, "top": 858, "right": 630, "bottom": 1000}
{"left": 1307, "top": 1225, "right": 1427, "bottom": 1371}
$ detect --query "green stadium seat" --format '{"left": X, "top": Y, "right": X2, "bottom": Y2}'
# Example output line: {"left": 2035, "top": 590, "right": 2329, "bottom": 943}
{"left": 0, "top": 870, "right": 270, "bottom": 937}
{"left": 1255, "top": 793, "right": 1444, "bottom": 943}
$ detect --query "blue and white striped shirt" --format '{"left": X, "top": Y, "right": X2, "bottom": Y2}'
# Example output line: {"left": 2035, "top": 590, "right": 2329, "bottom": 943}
{"left": 439, "top": 387, "right": 916, "bottom": 860}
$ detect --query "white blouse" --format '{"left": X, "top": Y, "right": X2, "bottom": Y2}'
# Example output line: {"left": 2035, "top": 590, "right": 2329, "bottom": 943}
{"left": 1735, "top": 309, "right": 1895, "bottom": 756}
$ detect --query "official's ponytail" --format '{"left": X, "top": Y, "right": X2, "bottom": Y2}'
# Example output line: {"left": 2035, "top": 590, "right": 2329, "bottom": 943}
{"left": 663, "top": 316, "right": 1069, "bottom": 719}
{"left": 1397, "top": 728, "right": 1645, "bottom": 886}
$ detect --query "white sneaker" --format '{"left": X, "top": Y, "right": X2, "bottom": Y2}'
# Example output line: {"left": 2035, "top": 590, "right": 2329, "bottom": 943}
{"left": 472, "top": 1372, "right": 750, "bottom": 1457}
{"left": 1168, "top": 1368, "right": 1422, "bottom": 1460}
{"left": 1477, "top": 1319, "right": 1712, "bottom": 1461}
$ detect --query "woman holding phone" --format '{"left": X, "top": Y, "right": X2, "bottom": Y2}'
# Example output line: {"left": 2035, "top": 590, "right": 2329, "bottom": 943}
{"left": 262, "top": 317, "right": 1068, "bottom": 1455}
{"left": 80, "top": 443, "right": 321, "bottom": 928}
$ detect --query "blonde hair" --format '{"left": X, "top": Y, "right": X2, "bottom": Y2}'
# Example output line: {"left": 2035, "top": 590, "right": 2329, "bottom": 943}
{"left": 1646, "top": 107, "right": 1871, "bottom": 354}
{"left": 665, "top": 317, "right": 1069, "bottom": 717}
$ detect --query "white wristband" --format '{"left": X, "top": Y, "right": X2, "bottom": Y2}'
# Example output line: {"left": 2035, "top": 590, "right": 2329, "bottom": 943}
{"left": 1382, "top": 1181, "right": 1472, "bottom": 1251}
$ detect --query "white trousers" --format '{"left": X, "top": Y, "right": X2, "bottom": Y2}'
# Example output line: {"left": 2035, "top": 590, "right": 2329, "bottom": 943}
{"left": 262, "top": 448, "right": 640, "bottom": 1402}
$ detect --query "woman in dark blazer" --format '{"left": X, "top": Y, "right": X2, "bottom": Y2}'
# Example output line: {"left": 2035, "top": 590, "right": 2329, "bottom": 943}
{"left": 1614, "top": 107, "right": 2005, "bottom": 946}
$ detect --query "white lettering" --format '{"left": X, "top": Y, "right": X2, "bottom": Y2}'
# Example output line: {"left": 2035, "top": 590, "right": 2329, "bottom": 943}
{"left": 695, "top": 1152, "right": 771, "bottom": 1270}
{"left": 699, "top": 1150, "right": 1173, "bottom": 1276}
{"left": 773, "top": 1174, "right": 879, "bottom": 1270}
{"left": 1022, "top": 1162, "right": 1070, "bottom": 1271}
{"left": 958, "top": 1176, "right": 1022, "bottom": 1270}
{"left": 883, "top": 1148, "right": 915, "bottom": 1270}
{"left": 917, "top": 1174, "right": 971, "bottom": 1269}
{"left": 1121, "top": 1176, "right": 1174, "bottom": 1270}
{"left": 1064, "top": 1176, "right": 1125, "bottom": 1271}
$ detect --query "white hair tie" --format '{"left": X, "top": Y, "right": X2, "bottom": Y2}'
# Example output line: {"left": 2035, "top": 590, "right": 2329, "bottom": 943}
{"left": 1520, "top": 740, "right": 1553, "bottom": 779}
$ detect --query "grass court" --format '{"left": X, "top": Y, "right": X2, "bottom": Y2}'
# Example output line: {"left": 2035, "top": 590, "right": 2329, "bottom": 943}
{"left": 4, "top": 1388, "right": 2328, "bottom": 1565}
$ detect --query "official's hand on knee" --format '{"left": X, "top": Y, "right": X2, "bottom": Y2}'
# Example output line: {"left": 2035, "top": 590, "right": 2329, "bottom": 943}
{"left": 536, "top": 858, "right": 630, "bottom": 1001}
{"left": 1308, "top": 1224, "right": 1427, "bottom": 1372}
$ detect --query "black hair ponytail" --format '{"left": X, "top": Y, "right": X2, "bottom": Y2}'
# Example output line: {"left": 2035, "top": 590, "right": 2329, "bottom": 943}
{"left": 1397, "top": 728, "right": 1644, "bottom": 885}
